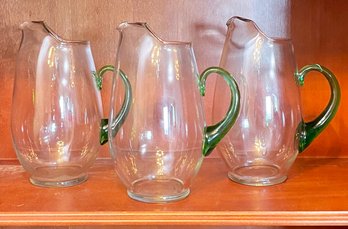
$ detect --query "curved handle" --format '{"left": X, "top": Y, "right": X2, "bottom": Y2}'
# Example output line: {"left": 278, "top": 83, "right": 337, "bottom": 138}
{"left": 92, "top": 65, "right": 114, "bottom": 91}
{"left": 200, "top": 67, "right": 240, "bottom": 157}
{"left": 94, "top": 65, "right": 132, "bottom": 145}
{"left": 295, "top": 64, "right": 341, "bottom": 152}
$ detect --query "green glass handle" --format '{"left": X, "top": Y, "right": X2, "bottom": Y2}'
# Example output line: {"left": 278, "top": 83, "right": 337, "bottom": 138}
{"left": 295, "top": 64, "right": 341, "bottom": 152}
{"left": 200, "top": 67, "right": 240, "bottom": 157}
{"left": 93, "top": 65, "right": 132, "bottom": 145}
{"left": 92, "top": 65, "right": 113, "bottom": 91}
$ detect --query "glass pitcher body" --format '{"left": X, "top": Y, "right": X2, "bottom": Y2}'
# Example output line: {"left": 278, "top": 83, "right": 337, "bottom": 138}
{"left": 108, "top": 22, "right": 240, "bottom": 203}
{"left": 11, "top": 21, "right": 102, "bottom": 187}
{"left": 213, "top": 17, "right": 340, "bottom": 186}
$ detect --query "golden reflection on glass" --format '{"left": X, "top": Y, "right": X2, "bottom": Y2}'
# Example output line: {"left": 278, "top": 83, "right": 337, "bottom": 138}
{"left": 130, "top": 125, "right": 137, "bottom": 142}
{"left": 70, "top": 65, "right": 76, "bottom": 88}
{"left": 156, "top": 148, "right": 165, "bottom": 176}
{"left": 129, "top": 154, "right": 138, "bottom": 176}
{"left": 56, "top": 140, "right": 65, "bottom": 163}
{"left": 175, "top": 59, "right": 180, "bottom": 80}
{"left": 80, "top": 145, "right": 88, "bottom": 157}
{"left": 32, "top": 88, "right": 35, "bottom": 104}
{"left": 253, "top": 35, "right": 263, "bottom": 72}
{"left": 27, "top": 149, "right": 38, "bottom": 162}
{"left": 172, "top": 48, "right": 181, "bottom": 81}
{"left": 67, "top": 49, "right": 76, "bottom": 88}
{"left": 254, "top": 135, "right": 266, "bottom": 156}
{"left": 47, "top": 46, "right": 55, "bottom": 68}
{"left": 151, "top": 45, "right": 160, "bottom": 65}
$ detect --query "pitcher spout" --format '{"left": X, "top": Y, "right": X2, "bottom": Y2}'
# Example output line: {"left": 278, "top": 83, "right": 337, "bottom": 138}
{"left": 116, "top": 22, "right": 166, "bottom": 44}
{"left": 19, "top": 21, "right": 88, "bottom": 45}
{"left": 226, "top": 16, "right": 264, "bottom": 34}
{"left": 226, "top": 16, "right": 291, "bottom": 45}
{"left": 117, "top": 21, "right": 190, "bottom": 45}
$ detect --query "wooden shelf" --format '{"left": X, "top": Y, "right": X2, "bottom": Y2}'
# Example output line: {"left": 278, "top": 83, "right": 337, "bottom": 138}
{"left": 1, "top": 157, "right": 348, "bottom": 226}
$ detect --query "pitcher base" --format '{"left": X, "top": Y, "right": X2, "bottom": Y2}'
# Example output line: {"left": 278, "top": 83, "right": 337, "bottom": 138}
{"left": 30, "top": 174, "right": 88, "bottom": 187}
{"left": 29, "top": 165, "right": 88, "bottom": 187}
{"left": 128, "top": 177, "right": 190, "bottom": 203}
{"left": 228, "top": 164, "right": 287, "bottom": 186}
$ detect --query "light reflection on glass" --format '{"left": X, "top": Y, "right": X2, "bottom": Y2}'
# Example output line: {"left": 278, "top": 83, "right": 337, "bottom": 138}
{"left": 47, "top": 46, "right": 55, "bottom": 68}
{"left": 254, "top": 135, "right": 266, "bottom": 156}
{"left": 253, "top": 35, "right": 263, "bottom": 72}
{"left": 163, "top": 106, "right": 169, "bottom": 135}
{"left": 56, "top": 140, "right": 65, "bottom": 163}
{"left": 151, "top": 45, "right": 160, "bottom": 65}
{"left": 59, "top": 96, "right": 65, "bottom": 119}
{"left": 156, "top": 148, "right": 165, "bottom": 176}
{"left": 265, "top": 95, "right": 273, "bottom": 125}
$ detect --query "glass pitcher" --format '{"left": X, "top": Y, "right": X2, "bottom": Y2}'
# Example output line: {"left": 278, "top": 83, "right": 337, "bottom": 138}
{"left": 212, "top": 16, "right": 341, "bottom": 186}
{"left": 11, "top": 21, "right": 104, "bottom": 187}
{"left": 106, "top": 22, "right": 240, "bottom": 203}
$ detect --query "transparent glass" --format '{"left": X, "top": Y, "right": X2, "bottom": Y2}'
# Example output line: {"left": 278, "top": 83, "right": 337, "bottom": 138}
{"left": 108, "top": 22, "right": 240, "bottom": 203}
{"left": 213, "top": 16, "right": 341, "bottom": 186}
{"left": 11, "top": 21, "right": 102, "bottom": 187}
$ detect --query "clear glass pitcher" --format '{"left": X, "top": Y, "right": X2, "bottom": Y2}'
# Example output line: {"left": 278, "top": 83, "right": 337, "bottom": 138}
{"left": 11, "top": 21, "right": 104, "bottom": 187}
{"left": 212, "top": 16, "right": 341, "bottom": 186}
{"left": 107, "top": 22, "right": 240, "bottom": 203}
